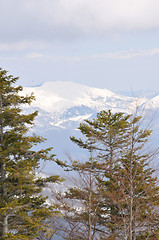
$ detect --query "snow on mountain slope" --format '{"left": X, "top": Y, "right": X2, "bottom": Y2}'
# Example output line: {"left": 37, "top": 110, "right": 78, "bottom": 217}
{"left": 23, "top": 81, "right": 145, "bottom": 112}
{"left": 20, "top": 81, "right": 159, "bottom": 172}
{"left": 22, "top": 81, "right": 147, "bottom": 129}
{"left": 144, "top": 95, "right": 159, "bottom": 109}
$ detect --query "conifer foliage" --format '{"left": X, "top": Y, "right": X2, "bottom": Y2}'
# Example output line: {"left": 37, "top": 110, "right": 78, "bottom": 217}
{"left": 62, "top": 110, "right": 159, "bottom": 240}
{"left": 0, "top": 69, "right": 60, "bottom": 239}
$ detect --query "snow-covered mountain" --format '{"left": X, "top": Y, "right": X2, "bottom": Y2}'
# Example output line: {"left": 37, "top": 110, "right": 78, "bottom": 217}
{"left": 23, "top": 81, "right": 147, "bottom": 129}
{"left": 22, "top": 81, "right": 159, "bottom": 172}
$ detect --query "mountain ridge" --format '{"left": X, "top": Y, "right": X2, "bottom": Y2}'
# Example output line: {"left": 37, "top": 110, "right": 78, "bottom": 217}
{"left": 22, "top": 81, "right": 148, "bottom": 115}
{"left": 20, "top": 81, "right": 159, "bottom": 172}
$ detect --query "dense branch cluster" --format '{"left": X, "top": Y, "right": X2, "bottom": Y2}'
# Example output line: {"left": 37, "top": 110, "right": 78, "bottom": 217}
{"left": 0, "top": 69, "right": 61, "bottom": 240}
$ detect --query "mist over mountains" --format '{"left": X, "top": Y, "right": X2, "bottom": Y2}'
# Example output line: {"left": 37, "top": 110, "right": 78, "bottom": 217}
{"left": 22, "top": 81, "right": 159, "bottom": 173}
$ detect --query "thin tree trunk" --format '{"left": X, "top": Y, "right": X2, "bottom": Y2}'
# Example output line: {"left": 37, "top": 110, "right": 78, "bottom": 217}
{"left": 2, "top": 212, "right": 8, "bottom": 236}
{"left": 129, "top": 130, "right": 134, "bottom": 240}
{"left": 133, "top": 210, "right": 137, "bottom": 240}
{"left": 88, "top": 190, "right": 92, "bottom": 240}
{"left": 88, "top": 163, "right": 92, "bottom": 240}
{"left": 129, "top": 170, "right": 133, "bottom": 240}
{"left": 0, "top": 91, "right": 9, "bottom": 237}
{"left": 1, "top": 162, "right": 9, "bottom": 237}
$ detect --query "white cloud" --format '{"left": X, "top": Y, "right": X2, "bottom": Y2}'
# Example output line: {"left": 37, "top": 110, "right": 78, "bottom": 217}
{"left": 0, "top": 0, "right": 159, "bottom": 43}
{"left": 27, "top": 53, "right": 44, "bottom": 59}
{"left": 91, "top": 48, "right": 159, "bottom": 60}
{"left": 23, "top": 0, "right": 159, "bottom": 33}
{"left": 0, "top": 41, "right": 47, "bottom": 52}
{"left": 26, "top": 48, "right": 159, "bottom": 62}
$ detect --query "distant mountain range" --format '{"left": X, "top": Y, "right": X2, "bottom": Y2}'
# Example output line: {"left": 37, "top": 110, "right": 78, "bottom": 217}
{"left": 22, "top": 81, "right": 159, "bottom": 173}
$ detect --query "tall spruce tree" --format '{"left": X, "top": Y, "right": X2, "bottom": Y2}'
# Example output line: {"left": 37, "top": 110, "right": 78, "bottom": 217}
{"left": 97, "top": 114, "right": 159, "bottom": 239}
{"left": 55, "top": 111, "right": 131, "bottom": 239}
{"left": 0, "top": 68, "right": 61, "bottom": 239}
{"left": 68, "top": 110, "right": 159, "bottom": 239}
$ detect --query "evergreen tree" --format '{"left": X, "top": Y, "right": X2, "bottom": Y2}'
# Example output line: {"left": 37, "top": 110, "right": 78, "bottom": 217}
{"left": 0, "top": 68, "right": 61, "bottom": 239}
{"left": 67, "top": 110, "right": 159, "bottom": 239}
{"left": 97, "top": 115, "right": 159, "bottom": 239}
{"left": 70, "top": 110, "right": 131, "bottom": 173}
{"left": 56, "top": 111, "right": 132, "bottom": 239}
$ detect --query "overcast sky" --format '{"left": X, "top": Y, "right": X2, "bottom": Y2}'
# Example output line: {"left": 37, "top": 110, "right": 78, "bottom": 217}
{"left": 1, "top": 0, "right": 159, "bottom": 92}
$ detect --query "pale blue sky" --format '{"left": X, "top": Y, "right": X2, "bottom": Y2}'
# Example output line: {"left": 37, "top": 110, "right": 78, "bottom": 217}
{"left": 1, "top": 0, "right": 159, "bottom": 91}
